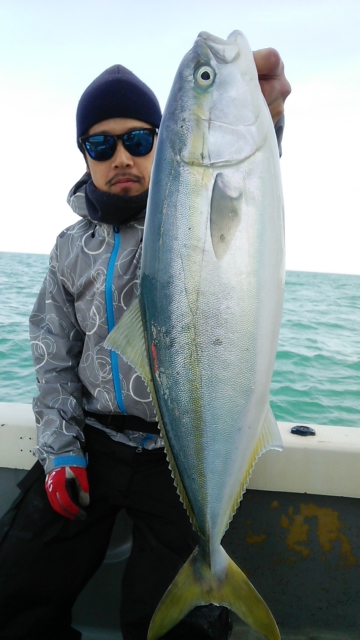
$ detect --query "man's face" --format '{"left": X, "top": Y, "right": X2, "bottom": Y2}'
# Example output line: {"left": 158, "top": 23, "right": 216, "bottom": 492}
{"left": 85, "top": 117, "right": 157, "bottom": 196}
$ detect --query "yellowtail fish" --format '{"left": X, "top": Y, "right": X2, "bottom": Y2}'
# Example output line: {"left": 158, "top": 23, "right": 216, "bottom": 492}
{"left": 106, "top": 29, "right": 285, "bottom": 640}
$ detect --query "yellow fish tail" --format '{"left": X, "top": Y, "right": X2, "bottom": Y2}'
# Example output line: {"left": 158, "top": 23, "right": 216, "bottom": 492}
{"left": 147, "top": 544, "right": 280, "bottom": 640}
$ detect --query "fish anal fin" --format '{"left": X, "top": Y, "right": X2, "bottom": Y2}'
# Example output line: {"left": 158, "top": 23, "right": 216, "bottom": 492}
{"left": 226, "top": 406, "right": 283, "bottom": 530}
{"left": 148, "top": 544, "right": 280, "bottom": 640}
{"left": 260, "top": 405, "right": 283, "bottom": 453}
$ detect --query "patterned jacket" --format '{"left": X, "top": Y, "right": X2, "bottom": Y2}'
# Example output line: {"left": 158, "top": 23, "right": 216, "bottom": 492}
{"left": 30, "top": 177, "right": 160, "bottom": 474}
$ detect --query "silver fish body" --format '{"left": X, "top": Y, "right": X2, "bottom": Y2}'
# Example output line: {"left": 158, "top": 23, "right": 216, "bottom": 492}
{"left": 106, "top": 29, "right": 285, "bottom": 640}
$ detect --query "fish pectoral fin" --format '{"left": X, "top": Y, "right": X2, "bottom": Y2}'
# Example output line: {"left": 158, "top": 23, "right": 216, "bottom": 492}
{"left": 210, "top": 172, "right": 242, "bottom": 261}
{"left": 104, "top": 298, "right": 154, "bottom": 397}
{"left": 147, "top": 544, "right": 280, "bottom": 640}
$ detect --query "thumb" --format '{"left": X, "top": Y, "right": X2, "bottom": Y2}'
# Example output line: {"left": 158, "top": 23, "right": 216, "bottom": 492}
{"left": 66, "top": 466, "right": 90, "bottom": 507}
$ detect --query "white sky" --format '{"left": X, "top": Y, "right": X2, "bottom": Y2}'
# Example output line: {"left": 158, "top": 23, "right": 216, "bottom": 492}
{"left": 0, "top": 0, "right": 359, "bottom": 275}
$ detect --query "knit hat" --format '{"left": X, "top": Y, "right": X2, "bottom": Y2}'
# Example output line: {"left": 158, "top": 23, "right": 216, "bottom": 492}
{"left": 76, "top": 65, "right": 162, "bottom": 150}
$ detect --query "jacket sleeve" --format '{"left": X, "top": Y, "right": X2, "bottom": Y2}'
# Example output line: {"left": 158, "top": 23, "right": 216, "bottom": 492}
{"left": 29, "top": 241, "right": 87, "bottom": 475}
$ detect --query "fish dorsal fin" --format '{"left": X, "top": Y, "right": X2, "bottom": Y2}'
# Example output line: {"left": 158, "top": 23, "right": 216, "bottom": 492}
{"left": 225, "top": 406, "right": 283, "bottom": 532}
{"left": 104, "top": 300, "right": 200, "bottom": 533}
{"left": 210, "top": 172, "right": 242, "bottom": 261}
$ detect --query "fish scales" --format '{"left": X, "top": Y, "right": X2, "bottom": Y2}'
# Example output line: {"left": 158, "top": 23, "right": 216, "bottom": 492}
{"left": 106, "top": 29, "right": 285, "bottom": 640}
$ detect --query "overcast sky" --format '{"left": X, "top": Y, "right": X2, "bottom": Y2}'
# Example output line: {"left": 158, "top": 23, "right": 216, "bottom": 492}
{"left": 0, "top": 0, "right": 359, "bottom": 274}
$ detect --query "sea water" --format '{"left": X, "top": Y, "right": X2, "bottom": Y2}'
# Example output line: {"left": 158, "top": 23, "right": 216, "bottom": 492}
{"left": 0, "top": 252, "right": 359, "bottom": 428}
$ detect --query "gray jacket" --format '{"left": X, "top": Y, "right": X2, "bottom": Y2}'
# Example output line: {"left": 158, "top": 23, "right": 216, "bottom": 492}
{"left": 30, "top": 178, "right": 160, "bottom": 474}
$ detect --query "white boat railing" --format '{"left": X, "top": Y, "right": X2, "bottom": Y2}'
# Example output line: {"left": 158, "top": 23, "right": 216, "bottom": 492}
{"left": 0, "top": 402, "right": 359, "bottom": 499}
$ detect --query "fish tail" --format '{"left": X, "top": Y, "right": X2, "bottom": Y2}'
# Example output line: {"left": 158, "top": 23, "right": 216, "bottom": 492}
{"left": 147, "top": 544, "right": 280, "bottom": 640}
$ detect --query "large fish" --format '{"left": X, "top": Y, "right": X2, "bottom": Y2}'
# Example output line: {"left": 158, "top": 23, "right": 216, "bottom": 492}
{"left": 105, "top": 30, "right": 285, "bottom": 640}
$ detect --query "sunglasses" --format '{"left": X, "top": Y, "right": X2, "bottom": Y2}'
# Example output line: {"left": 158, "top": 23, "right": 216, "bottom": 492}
{"left": 80, "top": 128, "right": 157, "bottom": 162}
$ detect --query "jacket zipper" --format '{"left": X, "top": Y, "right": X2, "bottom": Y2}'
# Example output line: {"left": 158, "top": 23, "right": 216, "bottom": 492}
{"left": 105, "top": 226, "right": 126, "bottom": 413}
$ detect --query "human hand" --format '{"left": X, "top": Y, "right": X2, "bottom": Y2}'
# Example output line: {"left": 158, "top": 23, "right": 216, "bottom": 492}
{"left": 45, "top": 466, "right": 90, "bottom": 520}
{"left": 253, "top": 48, "right": 291, "bottom": 124}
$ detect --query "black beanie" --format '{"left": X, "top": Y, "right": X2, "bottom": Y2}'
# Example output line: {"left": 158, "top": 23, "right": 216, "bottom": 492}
{"left": 76, "top": 65, "right": 162, "bottom": 150}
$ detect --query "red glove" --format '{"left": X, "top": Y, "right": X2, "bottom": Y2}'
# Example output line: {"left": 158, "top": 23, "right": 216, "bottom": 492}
{"left": 45, "top": 466, "right": 90, "bottom": 520}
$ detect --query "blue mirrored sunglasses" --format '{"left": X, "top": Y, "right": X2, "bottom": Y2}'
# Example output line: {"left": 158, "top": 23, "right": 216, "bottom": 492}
{"left": 79, "top": 128, "right": 157, "bottom": 161}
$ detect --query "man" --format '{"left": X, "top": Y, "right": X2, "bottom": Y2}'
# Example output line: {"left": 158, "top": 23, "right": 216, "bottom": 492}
{"left": 0, "top": 52, "right": 290, "bottom": 640}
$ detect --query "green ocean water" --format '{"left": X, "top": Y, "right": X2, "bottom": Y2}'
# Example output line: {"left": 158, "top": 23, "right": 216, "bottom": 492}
{"left": 0, "top": 251, "right": 359, "bottom": 427}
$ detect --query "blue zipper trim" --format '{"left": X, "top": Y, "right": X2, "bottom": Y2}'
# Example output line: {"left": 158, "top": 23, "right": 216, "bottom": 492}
{"left": 106, "top": 227, "right": 126, "bottom": 413}
{"left": 139, "top": 434, "right": 153, "bottom": 447}
{"left": 53, "top": 456, "right": 87, "bottom": 468}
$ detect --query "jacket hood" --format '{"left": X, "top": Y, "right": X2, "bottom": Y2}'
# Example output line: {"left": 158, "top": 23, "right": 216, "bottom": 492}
{"left": 67, "top": 172, "right": 91, "bottom": 219}
{"left": 67, "top": 172, "right": 148, "bottom": 226}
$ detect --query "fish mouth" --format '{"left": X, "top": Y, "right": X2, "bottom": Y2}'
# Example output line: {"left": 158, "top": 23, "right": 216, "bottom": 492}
{"left": 197, "top": 31, "right": 241, "bottom": 64}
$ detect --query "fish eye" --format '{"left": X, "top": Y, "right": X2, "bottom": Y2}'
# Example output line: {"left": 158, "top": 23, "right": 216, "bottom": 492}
{"left": 194, "top": 65, "right": 215, "bottom": 87}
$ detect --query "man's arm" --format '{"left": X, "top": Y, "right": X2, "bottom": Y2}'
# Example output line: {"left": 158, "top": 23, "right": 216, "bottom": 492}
{"left": 30, "top": 242, "right": 90, "bottom": 519}
{"left": 29, "top": 242, "right": 86, "bottom": 476}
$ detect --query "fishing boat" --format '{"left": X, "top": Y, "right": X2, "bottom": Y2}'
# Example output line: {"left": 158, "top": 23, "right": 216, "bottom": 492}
{"left": 0, "top": 401, "right": 359, "bottom": 639}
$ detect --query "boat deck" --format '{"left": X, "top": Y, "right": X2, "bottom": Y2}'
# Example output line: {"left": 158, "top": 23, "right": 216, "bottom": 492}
{"left": 230, "top": 625, "right": 359, "bottom": 640}
{"left": 75, "top": 624, "right": 359, "bottom": 639}
{"left": 1, "top": 403, "right": 359, "bottom": 639}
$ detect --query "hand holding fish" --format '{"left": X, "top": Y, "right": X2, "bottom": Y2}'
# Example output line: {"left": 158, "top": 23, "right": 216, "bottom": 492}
{"left": 254, "top": 47, "right": 291, "bottom": 123}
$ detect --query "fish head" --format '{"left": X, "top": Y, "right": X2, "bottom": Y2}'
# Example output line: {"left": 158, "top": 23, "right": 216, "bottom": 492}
{"left": 161, "top": 30, "right": 271, "bottom": 168}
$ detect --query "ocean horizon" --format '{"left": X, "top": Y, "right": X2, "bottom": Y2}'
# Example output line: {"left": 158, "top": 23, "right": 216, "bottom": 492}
{"left": 1, "top": 251, "right": 359, "bottom": 428}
